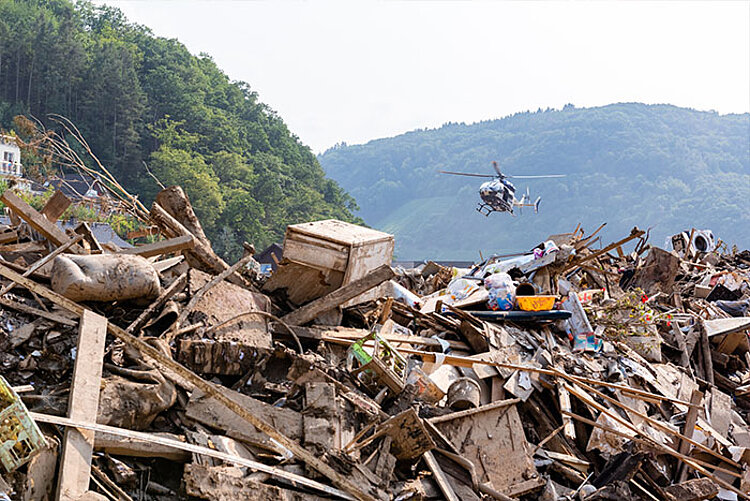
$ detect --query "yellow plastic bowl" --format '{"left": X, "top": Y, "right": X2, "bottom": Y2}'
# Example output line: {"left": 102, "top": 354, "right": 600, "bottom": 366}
{"left": 516, "top": 295, "right": 557, "bottom": 312}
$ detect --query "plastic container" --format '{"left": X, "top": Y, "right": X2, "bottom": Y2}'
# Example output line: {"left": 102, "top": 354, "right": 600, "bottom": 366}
{"left": 447, "top": 378, "right": 481, "bottom": 410}
{"left": 0, "top": 376, "right": 46, "bottom": 473}
{"left": 517, "top": 295, "right": 557, "bottom": 312}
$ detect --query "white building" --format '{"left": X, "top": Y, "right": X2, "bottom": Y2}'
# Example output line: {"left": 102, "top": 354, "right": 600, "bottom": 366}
{"left": 0, "top": 135, "right": 22, "bottom": 178}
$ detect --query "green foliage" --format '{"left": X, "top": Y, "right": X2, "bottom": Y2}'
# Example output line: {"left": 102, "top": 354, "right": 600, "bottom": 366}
{"left": 0, "top": 0, "right": 360, "bottom": 258}
{"left": 319, "top": 104, "right": 750, "bottom": 259}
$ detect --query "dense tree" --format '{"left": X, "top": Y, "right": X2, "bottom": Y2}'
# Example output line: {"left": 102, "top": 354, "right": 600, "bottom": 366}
{"left": 0, "top": 0, "right": 361, "bottom": 259}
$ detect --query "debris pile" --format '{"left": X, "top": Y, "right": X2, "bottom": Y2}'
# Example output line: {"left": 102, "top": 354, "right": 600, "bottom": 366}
{"left": 0, "top": 184, "right": 749, "bottom": 501}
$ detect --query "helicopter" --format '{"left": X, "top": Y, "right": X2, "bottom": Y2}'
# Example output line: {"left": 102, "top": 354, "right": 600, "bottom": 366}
{"left": 440, "top": 161, "right": 565, "bottom": 216}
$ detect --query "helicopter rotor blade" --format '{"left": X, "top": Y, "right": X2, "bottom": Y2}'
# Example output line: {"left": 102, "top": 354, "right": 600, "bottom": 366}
{"left": 506, "top": 174, "right": 567, "bottom": 179}
{"left": 491, "top": 161, "right": 503, "bottom": 176}
{"left": 438, "top": 170, "right": 495, "bottom": 178}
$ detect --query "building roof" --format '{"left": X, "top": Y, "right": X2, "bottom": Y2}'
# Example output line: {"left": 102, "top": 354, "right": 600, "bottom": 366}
{"left": 42, "top": 173, "right": 107, "bottom": 200}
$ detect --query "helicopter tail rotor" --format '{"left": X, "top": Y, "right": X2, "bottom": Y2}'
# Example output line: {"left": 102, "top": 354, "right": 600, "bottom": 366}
{"left": 534, "top": 197, "right": 541, "bottom": 213}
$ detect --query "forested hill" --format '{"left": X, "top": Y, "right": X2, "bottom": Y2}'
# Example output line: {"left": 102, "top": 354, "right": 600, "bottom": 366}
{"left": 0, "top": 0, "right": 360, "bottom": 258}
{"left": 319, "top": 104, "right": 750, "bottom": 260}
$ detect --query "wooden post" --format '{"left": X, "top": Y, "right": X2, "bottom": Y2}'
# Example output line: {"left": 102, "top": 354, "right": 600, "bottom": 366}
{"left": 56, "top": 310, "right": 107, "bottom": 501}
{"left": 675, "top": 389, "right": 704, "bottom": 483}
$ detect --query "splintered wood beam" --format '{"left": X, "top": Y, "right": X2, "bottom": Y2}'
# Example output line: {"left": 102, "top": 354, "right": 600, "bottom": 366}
{"left": 126, "top": 273, "right": 187, "bottom": 334}
{"left": 41, "top": 190, "right": 72, "bottom": 222}
{"left": 0, "top": 263, "right": 378, "bottom": 501}
{"left": 119, "top": 234, "right": 195, "bottom": 258}
{"left": 281, "top": 264, "right": 395, "bottom": 326}
{"left": 56, "top": 309, "right": 107, "bottom": 501}
{"left": 0, "top": 190, "right": 82, "bottom": 252}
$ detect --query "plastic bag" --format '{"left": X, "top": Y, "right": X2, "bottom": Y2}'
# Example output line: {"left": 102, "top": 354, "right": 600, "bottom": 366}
{"left": 445, "top": 278, "right": 480, "bottom": 303}
{"left": 485, "top": 272, "right": 515, "bottom": 311}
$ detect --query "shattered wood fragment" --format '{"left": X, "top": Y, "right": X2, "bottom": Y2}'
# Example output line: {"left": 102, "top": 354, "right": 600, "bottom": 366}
{"left": 281, "top": 264, "right": 395, "bottom": 325}
{"left": 40, "top": 190, "right": 72, "bottom": 222}
{"left": 178, "top": 339, "right": 261, "bottom": 375}
{"left": 73, "top": 222, "right": 103, "bottom": 254}
{"left": 435, "top": 400, "right": 543, "bottom": 497}
{"left": 175, "top": 251, "right": 258, "bottom": 328}
{"left": 184, "top": 463, "right": 330, "bottom": 501}
{"left": 631, "top": 247, "right": 681, "bottom": 295}
{"left": 664, "top": 478, "right": 719, "bottom": 501}
{"left": 126, "top": 272, "right": 187, "bottom": 334}
{"left": 423, "top": 451, "right": 460, "bottom": 501}
{"left": 181, "top": 268, "right": 271, "bottom": 348}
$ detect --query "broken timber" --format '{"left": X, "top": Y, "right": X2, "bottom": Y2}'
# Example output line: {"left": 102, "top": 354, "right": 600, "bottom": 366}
{"left": 281, "top": 264, "right": 395, "bottom": 326}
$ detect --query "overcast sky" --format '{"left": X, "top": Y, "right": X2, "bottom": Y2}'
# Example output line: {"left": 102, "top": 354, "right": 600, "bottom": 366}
{"left": 96, "top": 0, "right": 750, "bottom": 153}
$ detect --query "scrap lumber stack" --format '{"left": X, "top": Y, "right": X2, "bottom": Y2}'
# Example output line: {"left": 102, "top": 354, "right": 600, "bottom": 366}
{"left": 0, "top": 185, "right": 749, "bottom": 501}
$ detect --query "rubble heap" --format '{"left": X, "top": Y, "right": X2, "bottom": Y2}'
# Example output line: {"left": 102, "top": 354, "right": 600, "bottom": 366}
{"left": 0, "top": 185, "right": 749, "bottom": 501}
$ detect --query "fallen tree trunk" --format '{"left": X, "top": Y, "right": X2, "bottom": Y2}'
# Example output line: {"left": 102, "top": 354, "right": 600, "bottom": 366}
{"left": 150, "top": 202, "right": 249, "bottom": 288}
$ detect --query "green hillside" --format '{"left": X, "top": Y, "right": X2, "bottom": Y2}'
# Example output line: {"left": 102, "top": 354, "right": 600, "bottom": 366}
{"left": 319, "top": 104, "right": 750, "bottom": 260}
{"left": 0, "top": 0, "right": 360, "bottom": 259}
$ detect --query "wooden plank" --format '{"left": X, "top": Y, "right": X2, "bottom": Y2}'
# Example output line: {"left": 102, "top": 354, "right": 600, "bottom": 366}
{"left": 94, "top": 432, "right": 191, "bottom": 462}
{"left": 558, "top": 382, "right": 576, "bottom": 442}
{"left": 119, "top": 234, "right": 195, "bottom": 259}
{"left": 0, "top": 297, "right": 77, "bottom": 326}
{"left": 704, "top": 317, "right": 750, "bottom": 338}
{"left": 423, "top": 451, "right": 460, "bottom": 501}
{"left": 56, "top": 310, "right": 107, "bottom": 501}
{"left": 0, "top": 230, "right": 18, "bottom": 244}
{"left": 281, "top": 264, "right": 395, "bottom": 326}
{"left": 1, "top": 191, "right": 82, "bottom": 252}
{"left": 428, "top": 398, "right": 520, "bottom": 424}
{"left": 699, "top": 321, "right": 714, "bottom": 385}
{"left": 32, "top": 412, "right": 356, "bottom": 501}
{"left": 41, "top": 190, "right": 72, "bottom": 222}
